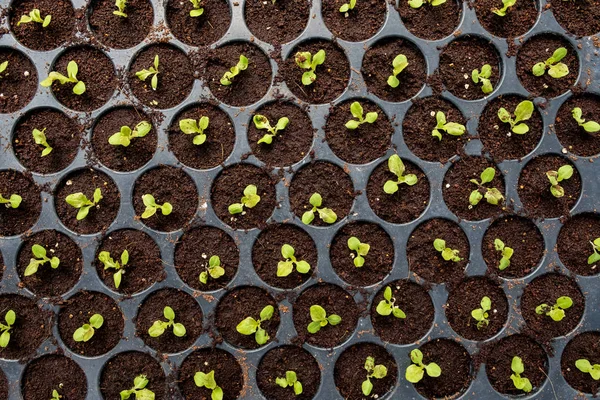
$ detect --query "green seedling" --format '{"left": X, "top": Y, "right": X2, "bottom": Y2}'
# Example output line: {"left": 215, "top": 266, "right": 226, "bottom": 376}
{"left": 276, "top": 371, "right": 303, "bottom": 396}
{"left": 73, "top": 313, "right": 104, "bottom": 342}
{"left": 148, "top": 306, "right": 186, "bottom": 337}
{"left": 41, "top": 61, "right": 86, "bottom": 95}
{"left": 0, "top": 310, "right": 15, "bottom": 348}
{"left": 141, "top": 194, "right": 173, "bottom": 219}
{"left": 32, "top": 128, "right": 53, "bottom": 156}
{"left": 408, "top": 0, "right": 446, "bottom": 9}
{"left": 136, "top": 55, "right": 159, "bottom": 91}
{"left": 65, "top": 188, "right": 103, "bottom": 221}
{"left": 383, "top": 154, "right": 418, "bottom": 194}
{"left": 588, "top": 238, "right": 600, "bottom": 265}
{"left": 387, "top": 54, "right": 408, "bottom": 88}
{"left": 199, "top": 255, "right": 225, "bottom": 284}
{"left": 114, "top": 0, "right": 127, "bottom": 17}
{"left": 532, "top": 47, "right": 569, "bottom": 78}
{"left": 340, "top": 0, "right": 356, "bottom": 14}
{"left": 109, "top": 121, "right": 152, "bottom": 147}
{"left": 362, "top": 356, "right": 388, "bottom": 396}
{"left": 236, "top": 305, "right": 274, "bottom": 345}
{"left": 194, "top": 370, "right": 223, "bottom": 400}
{"left": 98, "top": 250, "right": 128, "bottom": 289}
{"left": 0, "top": 193, "right": 22, "bottom": 209}
{"left": 307, "top": 305, "right": 341, "bottom": 333}
{"left": 431, "top": 111, "right": 466, "bottom": 140}
{"left": 498, "top": 100, "right": 534, "bottom": 134}
{"left": 180, "top": 116, "right": 209, "bottom": 145}
{"left": 120, "top": 375, "right": 155, "bottom": 400}
{"left": 510, "top": 356, "right": 532, "bottom": 393}
{"left": 469, "top": 167, "right": 504, "bottom": 206}
{"left": 277, "top": 244, "right": 310, "bottom": 277}
{"left": 228, "top": 184, "right": 261, "bottom": 215}
{"left": 536, "top": 296, "right": 573, "bottom": 322}
{"left": 0, "top": 61, "right": 7, "bottom": 77}
{"left": 301, "top": 193, "right": 337, "bottom": 225}
{"left": 220, "top": 55, "right": 248, "bottom": 86}
{"left": 575, "top": 359, "right": 600, "bottom": 381}
{"left": 295, "top": 50, "right": 326, "bottom": 86}
{"left": 376, "top": 286, "right": 406, "bottom": 319}
{"left": 17, "top": 9, "right": 51, "bottom": 27}
{"left": 433, "top": 238, "right": 462, "bottom": 262}
{"left": 24, "top": 244, "right": 60, "bottom": 277}
{"left": 492, "top": 0, "right": 516, "bottom": 16}
{"left": 546, "top": 164, "right": 574, "bottom": 198}
{"left": 405, "top": 349, "right": 441, "bottom": 383}
{"left": 471, "top": 64, "right": 493, "bottom": 94}
{"left": 471, "top": 296, "right": 492, "bottom": 329}
{"left": 254, "top": 114, "right": 289, "bottom": 145}
{"left": 348, "top": 236, "right": 370, "bottom": 267}
{"left": 51, "top": 389, "right": 60, "bottom": 400}
{"left": 189, "top": 0, "right": 204, "bottom": 17}
{"left": 494, "top": 238, "right": 514, "bottom": 271}
{"left": 572, "top": 107, "right": 600, "bottom": 133}
{"left": 345, "top": 101, "right": 378, "bottom": 130}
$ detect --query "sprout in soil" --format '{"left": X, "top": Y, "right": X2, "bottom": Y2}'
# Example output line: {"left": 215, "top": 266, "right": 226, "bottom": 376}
{"left": 376, "top": 286, "right": 406, "bottom": 319}
{"left": 345, "top": 101, "right": 378, "bottom": 130}
{"left": 73, "top": 313, "right": 104, "bottom": 342}
{"left": 0, "top": 61, "right": 7, "bottom": 77}
{"left": 199, "top": 255, "right": 225, "bottom": 284}
{"left": 348, "top": 236, "right": 370, "bottom": 267}
{"left": 471, "top": 64, "right": 493, "bottom": 94}
{"left": 98, "top": 250, "right": 128, "bottom": 289}
{"left": 277, "top": 244, "right": 310, "bottom": 277}
{"left": 588, "top": 238, "right": 600, "bottom": 265}
{"left": 387, "top": 54, "right": 408, "bottom": 88}
{"left": 469, "top": 167, "right": 504, "bottom": 207}
{"left": 17, "top": 9, "right": 51, "bottom": 27}
{"left": 431, "top": 111, "right": 466, "bottom": 140}
{"left": 66, "top": 188, "right": 103, "bottom": 221}
{"left": 32, "top": 128, "right": 53, "bottom": 156}
{"left": 41, "top": 61, "right": 86, "bottom": 95}
{"left": 189, "top": 0, "right": 204, "bottom": 17}
{"left": 295, "top": 50, "right": 326, "bottom": 86}
{"left": 51, "top": 389, "right": 60, "bottom": 400}
{"left": 492, "top": 0, "right": 516, "bottom": 16}
{"left": 148, "top": 306, "right": 186, "bottom": 337}
{"left": 572, "top": 107, "right": 600, "bottom": 133}
{"left": 0, "top": 310, "right": 15, "bottom": 348}
{"left": 228, "top": 184, "right": 261, "bottom": 215}
{"left": 24, "top": 244, "right": 60, "bottom": 277}
{"left": 408, "top": 0, "right": 446, "bottom": 9}
{"left": 141, "top": 194, "right": 173, "bottom": 219}
{"left": 532, "top": 47, "right": 569, "bottom": 78}
{"left": 362, "top": 356, "right": 388, "bottom": 396}
{"left": 113, "top": 0, "right": 127, "bottom": 17}
{"left": 180, "top": 116, "right": 209, "bottom": 146}
{"left": 254, "top": 114, "right": 289, "bottom": 145}
{"left": 307, "top": 305, "right": 341, "bottom": 333}
{"left": 301, "top": 193, "right": 337, "bottom": 225}
{"left": 405, "top": 349, "right": 442, "bottom": 383}
{"left": 510, "top": 356, "right": 533, "bottom": 393}
{"left": 575, "top": 359, "right": 600, "bottom": 381}
{"left": 236, "top": 304, "right": 275, "bottom": 345}
{"left": 109, "top": 121, "right": 152, "bottom": 147}
{"left": 471, "top": 296, "right": 492, "bottom": 330}
{"left": 194, "top": 370, "right": 223, "bottom": 400}
{"left": 498, "top": 100, "right": 534, "bottom": 134}
{"left": 339, "top": 0, "right": 356, "bottom": 16}
{"left": 276, "top": 371, "right": 303, "bottom": 396}
{"left": 546, "top": 164, "right": 573, "bottom": 198}
{"left": 383, "top": 154, "right": 418, "bottom": 194}
{"left": 220, "top": 55, "right": 248, "bottom": 86}
{"left": 120, "top": 375, "right": 155, "bottom": 400}
{"left": 0, "top": 193, "right": 22, "bottom": 209}
{"left": 136, "top": 55, "right": 160, "bottom": 91}
{"left": 535, "top": 296, "right": 573, "bottom": 322}
{"left": 494, "top": 238, "right": 514, "bottom": 271}
{"left": 433, "top": 238, "right": 462, "bottom": 262}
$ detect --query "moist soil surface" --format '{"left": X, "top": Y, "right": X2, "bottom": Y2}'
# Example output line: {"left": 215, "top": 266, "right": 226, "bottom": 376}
{"left": 245, "top": 0, "right": 310, "bottom": 45}
{"left": 482, "top": 215, "right": 544, "bottom": 279}
{"left": 252, "top": 224, "right": 316, "bottom": 289}
{"left": 0, "top": 294, "right": 50, "bottom": 360}
{"left": 0, "top": 48, "right": 37, "bottom": 113}
{"left": 370, "top": 280, "right": 434, "bottom": 344}
{"left": 95, "top": 229, "right": 164, "bottom": 294}
{"left": 10, "top": 0, "right": 75, "bottom": 51}
{"left": 292, "top": 283, "right": 358, "bottom": 348}
{"left": 561, "top": 331, "right": 600, "bottom": 394}
{"left": 558, "top": 213, "right": 600, "bottom": 276}
{"left": 168, "top": 103, "right": 235, "bottom": 169}
{"left": 55, "top": 168, "right": 120, "bottom": 234}
{"left": 135, "top": 288, "right": 203, "bottom": 353}
{"left": 58, "top": 291, "right": 123, "bottom": 357}
{"left": 322, "top": 0, "right": 386, "bottom": 42}
{"left": 88, "top": 0, "right": 153, "bottom": 49}
{"left": 473, "top": 0, "right": 538, "bottom": 38}
{"left": 257, "top": 345, "right": 321, "bottom": 400}
{"left": 403, "top": 97, "right": 467, "bottom": 163}
{"left": 395, "top": 0, "right": 461, "bottom": 40}
{"left": 13, "top": 108, "right": 80, "bottom": 174}
{"left": 554, "top": 94, "right": 600, "bottom": 157}
{"left": 167, "top": 0, "right": 231, "bottom": 47}
{"left": 0, "top": 170, "right": 41, "bottom": 237}
{"left": 248, "top": 101, "right": 314, "bottom": 167}
{"left": 17, "top": 230, "right": 82, "bottom": 297}
{"left": 325, "top": 99, "right": 392, "bottom": 164}
{"left": 280, "top": 40, "right": 350, "bottom": 104}
{"left": 517, "top": 155, "right": 581, "bottom": 219}
{"left": 100, "top": 351, "right": 167, "bottom": 399}
{"left": 549, "top": 0, "right": 600, "bottom": 37}
{"left": 362, "top": 37, "right": 427, "bottom": 102}
{"left": 215, "top": 286, "right": 280, "bottom": 349}
{"left": 21, "top": 355, "right": 87, "bottom": 400}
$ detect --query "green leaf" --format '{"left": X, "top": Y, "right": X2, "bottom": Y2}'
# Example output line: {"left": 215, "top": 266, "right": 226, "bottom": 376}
{"left": 444, "top": 122, "right": 466, "bottom": 136}
{"left": 72, "top": 80, "right": 86, "bottom": 95}
{"left": 480, "top": 167, "right": 496, "bottom": 184}
{"left": 384, "top": 286, "right": 392, "bottom": 301}
{"left": 388, "top": 155, "right": 404, "bottom": 177}
{"left": 312, "top": 50, "right": 326, "bottom": 67}
{"left": 556, "top": 296, "right": 573, "bottom": 309}
{"left": 345, "top": 120, "right": 360, "bottom": 130}
{"left": 433, "top": 239, "right": 446, "bottom": 252}
{"left": 532, "top": 62, "right": 547, "bottom": 77}
{"left": 485, "top": 188, "right": 504, "bottom": 205}
{"left": 405, "top": 364, "right": 424, "bottom": 383}
{"left": 276, "top": 376, "right": 288, "bottom": 388}
{"left": 164, "top": 306, "right": 175, "bottom": 321}
{"left": 293, "top": 381, "right": 302, "bottom": 395}
{"left": 410, "top": 349, "right": 423, "bottom": 364}
{"left": 576, "top": 359, "right": 592, "bottom": 373}
{"left": 387, "top": 75, "right": 400, "bottom": 88}
{"left": 5, "top": 310, "right": 15, "bottom": 326}
{"left": 148, "top": 321, "right": 166, "bottom": 337}
{"left": 318, "top": 207, "right": 337, "bottom": 224}
{"left": 90, "top": 313, "right": 104, "bottom": 329}
{"left": 295, "top": 52, "right": 312, "bottom": 69}
{"left": 376, "top": 300, "right": 393, "bottom": 316}
{"left": 499, "top": 257, "right": 510, "bottom": 271}
{"left": 260, "top": 305, "right": 274, "bottom": 321}
{"left": 383, "top": 180, "right": 398, "bottom": 194}
{"left": 498, "top": 107, "right": 512, "bottom": 123}
{"left": 550, "top": 47, "right": 568, "bottom": 63}
{"left": 310, "top": 305, "right": 326, "bottom": 321}
{"left": 302, "top": 210, "right": 315, "bottom": 225}
{"left": 173, "top": 323, "right": 186, "bottom": 337}
{"left": 190, "top": 8, "right": 204, "bottom": 17}
{"left": 309, "top": 192, "right": 322, "bottom": 207}
{"left": 236, "top": 317, "right": 259, "bottom": 335}
{"left": 365, "top": 112, "right": 378, "bottom": 123}
{"left": 328, "top": 314, "right": 342, "bottom": 325}
{"left": 557, "top": 165, "right": 573, "bottom": 181}
{"left": 588, "top": 252, "right": 600, "bottom": 265}
{"left": 481, "top": 296, "right": 492, "bottom": 311}
{"left": 514, "top": 100, "right": 534, "bottom": 123}
{"left": 347, "top": 236, "right": 360, "bottom": 251}
{"left": 372, "top": 364, "right": 387, "bottom": 379}
{"left": 425, "top": 362, "right": 441, "bottom": 377}
{"left": 408, "top": 0, "right": 423, "bottom": 8}
{"left": 350, "top": 101, "right": 363, "bottom": 120}
{"left": 393, "top": 307, "right": 406, "bottom": 319}
{"left": 435, "top": 111, "right": 446, "bottom": 127}
{"left": 583, "top": 121, "right": 600, "bottom": 133}
{"left": 361, "top": 379, "right": 373, "bottom": 396}
{"left": 511, "top": 356, "right": 524, "bottom": 374}
{"left": 548, "top": 63, "right": 569, "bottom": 79}
{"left": 277, "top": 261, "right": 294, "bottom": 277}
{"left": 228, "top": 203, "right": 244, "bottom": 215}
{"left": 295, "top": 260, "right": 310, "bottom": 274}
{"left": 255, "top": 327, "right": 269, "bottom": 345}
{"left": 0, "top": 331, "right": 10, "bottom": 348}
{"left": 307, "top": 320, "right": 321, "bottom": 333}
{"left": 512, "top": 123, "right": 529, "bottom": 134}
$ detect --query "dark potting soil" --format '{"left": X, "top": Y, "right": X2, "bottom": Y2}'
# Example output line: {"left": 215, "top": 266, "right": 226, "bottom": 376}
{"left": 0, "top": 294, "right": 50, "bottom": 360}
{"left": 10, "top": 0, "right": 75, "bottom": 51}
{"left": 166, "top": 0, "right": 231, "bottom": 47}
{"left": 21, "top": 355, "right": 87, "bottom": 400}
{"left": 292, "top": 283, "right": 358, "bottom": 348}
{"left": 95, "top": 229, "right": 165, "bottom": 294}
{"left": 100, "top": 351, "right": 167, "bottom": 399}
{"left": 288, "top": 161, "right": 354, "bottom": 227}
{"left": 554, "top": 94, "right": 600, "bottom": 157}
{"left": 370, "top": 280, "right": 434, "bottom": 344}
{"left": 395, "top": 0, "right": 461, "bottom": 41}
{"left": 128, "top": 44, "right": 194, "bottom": 109}
{"left": 135, "top": 288, "right": 203, "bottom": 353}
{"left": 257, "top": 345, "right": 321, "bottom": 400}
{"left": 516, "top": 34, "right": 579, "bottom": 98}
{"left": 473, "top": 0, "right": 538, "bottom": 38}
{"left": 17, "top": 230, "right": 83, "bottom": 297}
{"left": 215, "top": 286, "right": 280, "bottom": 349}
{"left": 561, "top": 331, "right": 600, "bottom": 394}
{"left": 402, "top": 97, "right": 467, "bottom": 163}
{"left": 0, "top": 170, "right": 41, "bottom": 237}
{"left": 58, "top": 291, "right": 124, "bottom": 357}
{"left": 443, "top": 156, "right": 506, "bottom": 221}
{"left": 0, "top": 368, "right": 6, "bottom": 399}
{"left": 324, "top": 99, "right": 393, "bottom": 164}
{"left": 88, "top": 0, "right": 153, "bottom": 49}
{"left": 168, "top": 103, "right": 235, "bottom": 170}
{"left": 0, "top": 48, "right": 37, "bottom": 113}
{"left": 133, "top": 166, "right": 198, "bottom": 232}
{"left": 248, "top": 101, "right": 314, "bottom": 167}
{"left": 482, "top": 215, "right": 544, "bottom": 279}
{"left": 252, "top": 223, "right": 316, "bottom": 289}
{"left": 178, "top": 348, "right": 243, "bottom": 400}
{"left": 334, "top": 342, "right": 398, "bottom": 400}
{"left": 549, "top": 0, "right": 600, "bottom": 38}
{"left": 322, "top": 0, "right": 386, "bottom": 42}
{"left": 245, "top": 0, "right": 310, "bottom": 45}
{"left": 517, "top": 154, "right": 581, "bottom": 219}
{"left": 558, "top": 213, "right": 600, "bottom": 276}
{"left": 13, "top": 108, "right": 80, "bottom": 174}
{"left": 279, "top": 40, "right": 350, "bottom": 104}
{"left": 175, "top": 226, "right": 239, "bottom": 291}
{"left": 55, "top": 168, "right": 120, "bottom": 234}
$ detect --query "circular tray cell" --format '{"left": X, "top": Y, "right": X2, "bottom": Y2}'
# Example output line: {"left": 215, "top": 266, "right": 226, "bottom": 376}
{"left": 292, "top": 283, "right": 358, "bottom": 348}
{"left": 334, "top": 342, "right": 397, "bottom": 400}
{"left": 517, "top": 154, "right": 581, "bottom": 219}
{"left": 555, "top": 94, "right": 600, "bottom": 157}
{"left": 100, "top": 351, "right": 167, "bottom": 400}
{"left": 9, "top": 0, "right": 75, "bottom": 51}
{"left": 473, "top": 0, "right": 538, "bottom": 38}
{"left": 248, "top": 101, "right": 314, "bottom": 167}
{"left": 280, "top": 39, "right": 350, "bottom": 104}
{"left": 402, "top": 96, "right": 467, "bottom": 163}
{"left": 516, "top": 34, "right": 579, "bottom": 98}
{"left": 178, "top": 348, "right": 244, "bottom": 400}
{"left": 558, "top": 213, "right": 600, "bottom": 276}
{"left": 135, "top": 288, "right": 203, "bottom": 353}
{"left": 521, "top": 273, "right": 584, "bottom": 340}
{"left": 17, "top": 230, "right": 82, "bottom": 297}
{"left": 407, "top": 218, "right": 469, "bottom": 285}
{"left": 12, "top": 108, "right": 80, "bottom": 174}
{"left": 175, "top": 226, "right": 239, "bottom": 291}
{"left": 168, "top": 103, "right": 235, "bottom": 170}
{"left": 0, "top": 169, "right": 41, "bottom": 237}
{"left": 245, "top": 0, "right": 310, "bottom": 45}
{"left": 88, "top": 0, "right": 153, "bottom": 49}
{"left": 478, "top": 94, "right": 543, "bottom": 161}
{"left": 257, "top": 345, "right": 321, "bottom": 400}
{"left": 91, "top": 107, "right": 157, "bottom": 172}
{"left": 128, "top": 43, "right": 194, "bottom": 109}
{"left": 55, "top": 168, "right": 120, "bottom": 235}
{"left": 549, "top": 0, "right": 600, "bottom": 37}
{"left": 0, "top": 294, "right": 50, "bottom": 359}
{"left": 166, "top": 0, "right": 231, "bottom": 47}
{"left": 370, "top": 280, "right": 434, "bottom": 344}
{"left": 395, "top": 0, "right": 461, "bottom": 41}
{"left": 215, "top": 286, "right": 280, "bottom": 349}
{"left": 482, "top": 215, "right": 544, "bottom": 279}
{"left": 252, "top": 223, "right": 316, "bottom": 289}
{"left": 561, "top": 331, "right": 600, "bottom": 394}
{"left": 95, "top": 229, "right": 165, "bottom": 294}
{"left": 0, "top": 48, "right": 37, "bottom": 113}
{"left": 21, "top": 355, "right": 87, "bottom": 400}
{"left": 324, "top": 98, "right": 393, "bottom": 164}
{"left": 322, "top": 0, "right": 386, "bottom": 42}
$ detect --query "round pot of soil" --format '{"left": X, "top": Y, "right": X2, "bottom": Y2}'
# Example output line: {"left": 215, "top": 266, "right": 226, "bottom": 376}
{"left": 0, "top": 169, "right": 41, "bottom": 237}
{"left": 473, "top": 0, "right": 537, "bottom": 38}
{"left": 166, "top": 0, "right": 231, "bottom": 47}
{"left": 245, "top": 0, "right": 310, "bottom": 45}
{"left": 561, "top": 331, "right": 600, "bottom": 395}
{"left": 548, "top": 0, "right": 600, "bottom": 38}
{"left": 557, "top": 213, "right": 600, "bottom": 276}
{"left": 394, "top": 0, "right": 461, "bottom": 40}
{"left": 554, "top": 93, "right": 600, "bottom": 157}
{"left": 322, "top": 0, "right": 386, "bottom": 42}
{"left": 0, "top": 48, "right": 37, "bottom": 113}
{"left": 88, "top": 0, "right": 153, "bottom": 49}
{"left": 21, "top": 354, "right": 87, "bottom": 400}
{"left": 100, "top": 351, "right": 167, "bottom": 399}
